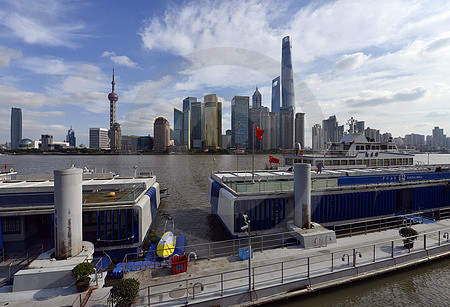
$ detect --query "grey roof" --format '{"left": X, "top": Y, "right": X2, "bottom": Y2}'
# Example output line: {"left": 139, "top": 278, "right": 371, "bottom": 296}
{"left": 339, "top": 133, "right": 368, "bottom": 143}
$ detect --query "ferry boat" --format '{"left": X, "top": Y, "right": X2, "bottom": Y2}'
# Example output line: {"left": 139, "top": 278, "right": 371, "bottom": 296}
{"left": 284, "top": 118, "right": 414, "bottom": 169}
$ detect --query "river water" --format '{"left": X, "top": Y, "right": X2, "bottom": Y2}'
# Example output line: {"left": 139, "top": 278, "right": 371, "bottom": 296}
{"left": 1, "top": 153, "right": 449, "bottom": 305}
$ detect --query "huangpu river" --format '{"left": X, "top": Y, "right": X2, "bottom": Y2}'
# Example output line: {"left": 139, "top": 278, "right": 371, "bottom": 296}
{"left": 1, "top": 153, "right": 449, "bottom": 305}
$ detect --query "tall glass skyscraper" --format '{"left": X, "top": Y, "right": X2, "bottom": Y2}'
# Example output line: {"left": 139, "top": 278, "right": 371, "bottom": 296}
{"left": 190, "top": 101, "right": 204, "bottom": 148}
{"left": 271, "top": 76, "right": 281, "bottom": 147}
{"left": 173, "top": 108, "right": 182, "bottom": 145}
{"left": 281, "top": 36, "right": 295, "bottom": 109}
{"left": 182, "top": 97, "right": 196, "bottom": 149}
{"left": 204, "top": 94, "right": 221, "bottom": 149}
{"left": 231, "top": 96, "right": 249, "bottom": 148}
{"left": 252, "top": 87, "right": 262, "bottom": 108}
{"left": 66, "top": 126, "right": 76, "bottom": 147}
{"left": 10, "top": 107, "right": 22, "bottom": 150}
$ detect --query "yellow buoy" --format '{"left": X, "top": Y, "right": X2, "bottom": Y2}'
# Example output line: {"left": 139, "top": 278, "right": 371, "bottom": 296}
{"left": 109, "top": 192, "right": 116, "bottom": 197}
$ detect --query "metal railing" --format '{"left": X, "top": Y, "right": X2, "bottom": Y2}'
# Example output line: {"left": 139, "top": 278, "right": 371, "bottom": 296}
{"left": 134, "top": 227, "right": 450, "bottom": 306}
{"left": 6, "top": 244, "right": 44, "bottom": 282}
{"left": 0, "top": 247, "right": 4, "bottom": 262}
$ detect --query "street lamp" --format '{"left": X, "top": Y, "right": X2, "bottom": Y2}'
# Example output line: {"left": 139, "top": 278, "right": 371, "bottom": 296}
{"left": 242, "top": 213, "right": 253, "bottom": 298}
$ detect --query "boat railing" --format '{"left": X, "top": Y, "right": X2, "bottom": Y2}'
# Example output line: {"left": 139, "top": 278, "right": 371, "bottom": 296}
{"left": 133, "top": 226, "right": 450, "bottom": 306}
{"left": 4, "top": 243, "right": 44, "bottom": 283}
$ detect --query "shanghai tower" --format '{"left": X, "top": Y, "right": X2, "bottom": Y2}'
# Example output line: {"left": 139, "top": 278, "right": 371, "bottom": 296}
{"left": 281, "top": 36, "right": 295, "bottom": 109}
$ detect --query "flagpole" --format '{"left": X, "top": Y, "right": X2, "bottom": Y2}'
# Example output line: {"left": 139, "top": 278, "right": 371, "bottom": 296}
{"left": 252, "top": 124, "right": 255, "bottom": 183}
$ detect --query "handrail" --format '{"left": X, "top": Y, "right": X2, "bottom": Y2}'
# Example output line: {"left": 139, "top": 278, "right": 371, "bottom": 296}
{"left": 136, "top": 227, "right": 450, "bottom": 305}
{"left": 0, "top": 246, "right": 4, "bottom": 262}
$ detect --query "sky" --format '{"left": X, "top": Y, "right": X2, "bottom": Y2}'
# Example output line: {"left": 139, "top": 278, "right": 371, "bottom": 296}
{"left": 0, "top": 0, "right": 449, "bottom": 146}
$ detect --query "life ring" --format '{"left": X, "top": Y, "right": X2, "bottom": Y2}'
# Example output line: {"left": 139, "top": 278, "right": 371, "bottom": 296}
{"left": 9, "top": 168, "right": 14, "bottom": 173}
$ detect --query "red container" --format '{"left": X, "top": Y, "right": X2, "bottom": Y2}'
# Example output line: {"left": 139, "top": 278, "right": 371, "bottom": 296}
{"left": 170, "top": 254, "right": 188, "bottom": 275}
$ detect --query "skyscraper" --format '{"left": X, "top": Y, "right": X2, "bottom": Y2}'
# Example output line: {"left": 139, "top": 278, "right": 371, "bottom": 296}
{"left": 356, "top": 121, "right": 365, "bottom": 133}
{"left": 204, "top": 94, "right": 222, "bottom": 149}
{"left": 280, "top": 107, "right": 294, "bottom": 149}
{"left": 10, "top": 107, "right": 22, "bottom": 150}
{"left": 312, "top": 124, "right": 324, "bottom": 151}
{"left": 89, "top": 128, "right": 109, "bottom": 149}
{"left": 173, "top": 108, "right": 182, "bottom": 145}
{"left": 432, "top": 126, "right": 445, "bottom": 148}
{"left": 252, "top": 87, "right": 262, "bottom": 108}
{"left": 41, "top": 134, "right": 53, "bottom": 150}
{"left": 108, "top": 66, "right": 121, "bottom": 151}
{"left": 281, "top": 36, "right": 295, "bottom": 109}
{"left": 182, "top": 97, "right": 196, "bottom": 149}
{"left": 261, "top": 111, "right": 278, "bottom": 150}
{"left": 295, "top": 113, "right": 305, "bottom": 149}
{"left": 66, "top": 126, "right": 76, "bottom": 147}
{"left": 191, "top": 101, "right": 204, "bottom": 148}
{"left": 153, "top": 117, "right": 170, "bottom": 151}
{"left": 271, "top": 76, "right": 281, "bottom": 147}
{"left": 322, "top": 115, "right": 339, "bottom": 144}
{"left": 365, "top": 127, "right": 380, "bottom": 142}
{"left": 231, "top": 96, "right": 249, "bottom": 148}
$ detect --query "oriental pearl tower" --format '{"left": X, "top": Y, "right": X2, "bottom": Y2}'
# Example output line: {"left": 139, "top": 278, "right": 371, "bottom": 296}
{"left": 108, "top": 64, "right": 121, "bottom": 151}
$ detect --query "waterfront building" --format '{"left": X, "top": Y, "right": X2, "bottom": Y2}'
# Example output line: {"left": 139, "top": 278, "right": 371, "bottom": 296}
{"left": 107, "top": 67, "right": 121, "bottom": 151}
{"left": 280, "top": 107, "right": 294, "bottom": 150}
{"left": 281, "top": 36, "right": 295, "bottom": 110}
{"left": 295, "top": 112, "right": 305, "bottom": 149}
{"left": 338, "top": 125, "right": 344, "bottom": 141}
{"left": 356, "top": 121, "right": 365, "bottom": 133}
{"left": 182, "top": 97, "right": 196, "bottom": 149}
{"left": 405, "top": 133, "right": 425, "bottom": 147}
{"left": 249, "top": 106, "right": 269, "bottom": 150}
{"left": 365, "top": 127, "right": 380, "bottom": 142}
{"left": 380, "top": 132, "right": 393, "bottom": 144}
{"left": 191, "top": 101, "right": 205, "bottom": 148}
{"left": 173, "top": 108, "right": 182, "bottom": 146}
{"left": 312, "top": 124, "right": 324, "bottom": 151}
{"left": 322, "top": 115, "right": 339, "bottom": 144}
{"left": 137, "top": 136, "right": 153, "bottom": 151}
{"left": 65, "top": 126, "right": 76, "bottom": 147}
{"left": 121, "top": 135, "right": 139, "bottom": 152}
{"left": 260, "top": 111, "right": 278, "bottom": 150}
{"left": 222, "top": 130, "right": 231, "bottom": 149}
{"left": 231, "top": 96, "right": 249, "bottom": 148}
{"left": 41, "top": 134, "right": 53, "bottom": 150}
{"left": 271, "top": 76, "right": 281, "bottom": 147}
{"left": 252, "top": 87, "right": 262, "bottom": 108}
{"left": 10, "top": 107, "right": 22, "bottom": 150}
{"left": 153, "top": 117, "right": 170, "bottom": 152}
{"left": 89, "top": 128, "right": 109, "bottom": 149}
{"left": 204, "top": 94, "right": 222, "bottom": 149}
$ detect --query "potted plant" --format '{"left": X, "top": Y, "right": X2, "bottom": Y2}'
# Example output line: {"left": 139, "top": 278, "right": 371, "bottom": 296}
{"left": 399, "top": 227, "right": 419, "bottom": 249}
{"left": 72, "top": 262, "right": 94, "bottom": 292}
{"left": 111, "top": 278, "right": 140, "bottom": 306}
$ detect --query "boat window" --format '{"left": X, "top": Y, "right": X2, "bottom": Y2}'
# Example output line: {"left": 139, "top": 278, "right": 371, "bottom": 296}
{"left": 403, "top": 158, "right": 408, "bottom": 165}
{"left": 370, "top": 159, "right": 377, "bottom": 166}
{"left": 349, "top": 160, "right": 356, "bottom": 165}
{"left": 391, "top": 159, "right": 396, "bottom": 165}
{"left": 324, "top": 160, "right": 332, "bottom": 166}
{"left": 356, "top": 160, "right": 363, "bottom": 165}
{"left": 341, "top": 160, "right": 348, "bottom": 165}
{"left": 384, "top": 159, "right": 390, "bottom": 166}
{"left": 333, "top": 160, "right": 340, "bottom": 165}
{"left": 397, "top": 158, "right": 403, "bottom": 165}
{"left": 408, "top": 158, "right": 413, "bottom": 165}
{"left": 364, "top": 159, "right": 369, "bottom": 166}
{"left": 366, "top": 145, "right": 370, "bottom": 150}
{"left": 294, "top": 159, "right": 300, "bottom": 163}
{"left": 286, "top": 158, "right": 293, "bottom": 166}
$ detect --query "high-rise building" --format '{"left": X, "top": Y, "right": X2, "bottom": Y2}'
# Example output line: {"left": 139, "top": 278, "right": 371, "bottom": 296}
{"left": 312, "top": 124, "right": 324, "bottom": 151}
{"left": 405, "top": 133, "right": 425, "bottom": 147}
{"left": 280, "top": 107, "right": 294, "bottom": 149}
{"left": 295, "top": 113, "right": 305, "bottom": 149}
{"left": 252, "top": 87, "right": 262, "bottom": 108}
{"left": 322, "top": 115, "right": 339, "bottom": 144}
{"left": 153, "top": 117, "right": 170, "bottom": 151}
{"left": 41, "top": 134, "right": 53, "bottom": 150}
{"left": 338, "top": 125, "right": 344, "bottom": 141}
{"left": 365, "top": 127, "right": 380, "bottom": 142}
{"left": 191, "top": 101, "right": 204, "bottom": 148}
{"left": 137, "top": 136, "right": 153, "bottom": 151}
{"left": 173, "top": 108, "right": 182, "bottom": 146}
{"left": 10, "top": 107, "right": 22, "bottom": 150}
{"left": 89, "top": 128, "right": 109, "bottom": 149}
{"left": 182, "top": 97, "right": 196, "bottom": 149}
{"left": 108, "top": 67, "right": 121, "bottom": 151}
{"left": 356, "top": 121, "right": 365, "bottom": 133}
{"left": 204, "top": 94, "right": 222, "bottom": 149}
{"left": 249, "top": 106, "right": 269, "bottom": 150}
{"left": 271, "top": 76, "right": 281, "bottom": 148}
{"left": 261, "top": 111, "right": 277, "bottom": 150}
{"left": 121, "top": 135, "right": 139, "bottom": 152}
{"left": 231, "top": 96, "right": 249, "bottom": 148}
{"left": 380, "top": 132, "right": 392, "bottom": 144}
{"left": 65, "top": 126, "right": 76, "bottom": 147}
{"left": 281, "top": 36, "right": 295, "bottom": 109}
{"left": 432, "top": 126, "right": 445, "bottom": 148}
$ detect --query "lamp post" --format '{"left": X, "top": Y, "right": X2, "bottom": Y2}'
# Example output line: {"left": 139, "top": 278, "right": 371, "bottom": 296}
{"left": 242, "top": 214, "right": 252, "bottom": 298}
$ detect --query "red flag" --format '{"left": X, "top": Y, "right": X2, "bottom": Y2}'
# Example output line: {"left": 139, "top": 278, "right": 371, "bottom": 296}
{"left": 255, "top": 125, "right": 264, "bottom": 140}
{"left": 269, "top": 156, "right": 280, "bottom": 164}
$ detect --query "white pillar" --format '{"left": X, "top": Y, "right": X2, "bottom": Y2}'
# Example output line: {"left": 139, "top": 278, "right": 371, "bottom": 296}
{"left": 294, "top": 163, "right": 311, "bottom": 229}
{"left": 54, "top": 168, "right": 83, "bottom": 260}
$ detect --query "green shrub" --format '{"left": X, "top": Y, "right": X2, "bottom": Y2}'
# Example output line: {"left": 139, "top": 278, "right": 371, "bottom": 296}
{"left": 111, "top": 278, "right": 140, "bottom": 304}
{"left": 399, "top": 227, "right": 419, "bottom": 239}
{"left": 72, "top": 262, "right": 94, "bottom": 280}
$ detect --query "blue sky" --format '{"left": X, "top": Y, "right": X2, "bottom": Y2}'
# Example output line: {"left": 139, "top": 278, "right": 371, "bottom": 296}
{"left": 0, "top": 0, "right": 449, "bottom": 146}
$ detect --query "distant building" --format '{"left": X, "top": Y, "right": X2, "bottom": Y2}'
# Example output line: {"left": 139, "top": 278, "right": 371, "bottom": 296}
{"left": 10, "top": 107, "right": 22, "bottom": 150}
{"left": 322, "top": 115, "right": 338, "bottom": 143}
{"left": 295, "top": 113, "right": 305, "bottom": 149}
{"left": 365, "top": 127, "right": 380, "bottom": 142}
{"left": 260, "top": 111, "right": 277, "bottom": 150}
{"left": 252, "top": 87, "right": 262, "bottom": 108}
{"left": 338, "top": 125, "right": 344, "bottom": 141}
{"left": 41, "top": 134, "right": 53, "bottom": 150}
{"left": 121, "top": 135, "right": 139, "bottom": 152}
{"left": 312, "top": 124, "right": 324, "bottom": 151}
{"left": 153, "top": 117, "right": 170, "bottom": 151}
{"left": 89, "top": 128, "right": 109, "bottom": 149}
{"left": 137, "top": 136, "right": 153, "bottom": 151}
{"left": 380, "top": 132, "right": 392, "bottom": 144}
{"left": 182, "top": 97, "right": 196, "bottom": 149}
{"left": 65, "top": 126, "right": 76, "bottom": 147}
{"left": 222, "top": 134, "right": 231, "bottom": 149}
{"left": 173, "top": 108, "right": 182, "bottom": 146}
{"left": 271, "top": 76, "right": 281, "bottom": 147}
{"left": 356, "top": 121, "right": 365, "bottom": 133}
{"left": 405, "top": 133, "right": 425, "bottom": 147}
{"left": 432, "top": 126, "right": 445, "bottom": 148}
{"left": 191, "top": 101, "right": 205, "bottom": 148}
{"left": 249, "top": 106, "right": 269, "bottom": 150}
{"left": 231, "top": 96, "right": 249, "bottom": 148}
{"left": 280, "top": 107, "right": 294, "bottom": 150}
{"left": 281, "top": 36, "right": 295, "bottom": 109}
{"left": 204, "top": 94, "right": 222, "bottom": 149}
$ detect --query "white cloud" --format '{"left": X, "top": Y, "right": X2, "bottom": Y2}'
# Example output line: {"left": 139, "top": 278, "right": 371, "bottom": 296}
{"left": 0, "top": 84, "right": 59, "bottom": 108}
{"left": 335, "top": 53, "right": 371, "bottom": 71}
{"left": 18, "top": 57, "right": 71, "bottom": 75}
{"left": 101, "top": 51, "right": 138, "bottom": 68}
{"left": 0, "top": 45, "right": 22, "bottom": 68}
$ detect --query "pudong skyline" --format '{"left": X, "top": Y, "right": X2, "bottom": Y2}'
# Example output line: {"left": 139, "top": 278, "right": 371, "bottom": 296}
{"left": 0, "top": 0, "right": 448, "bottom": 146}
